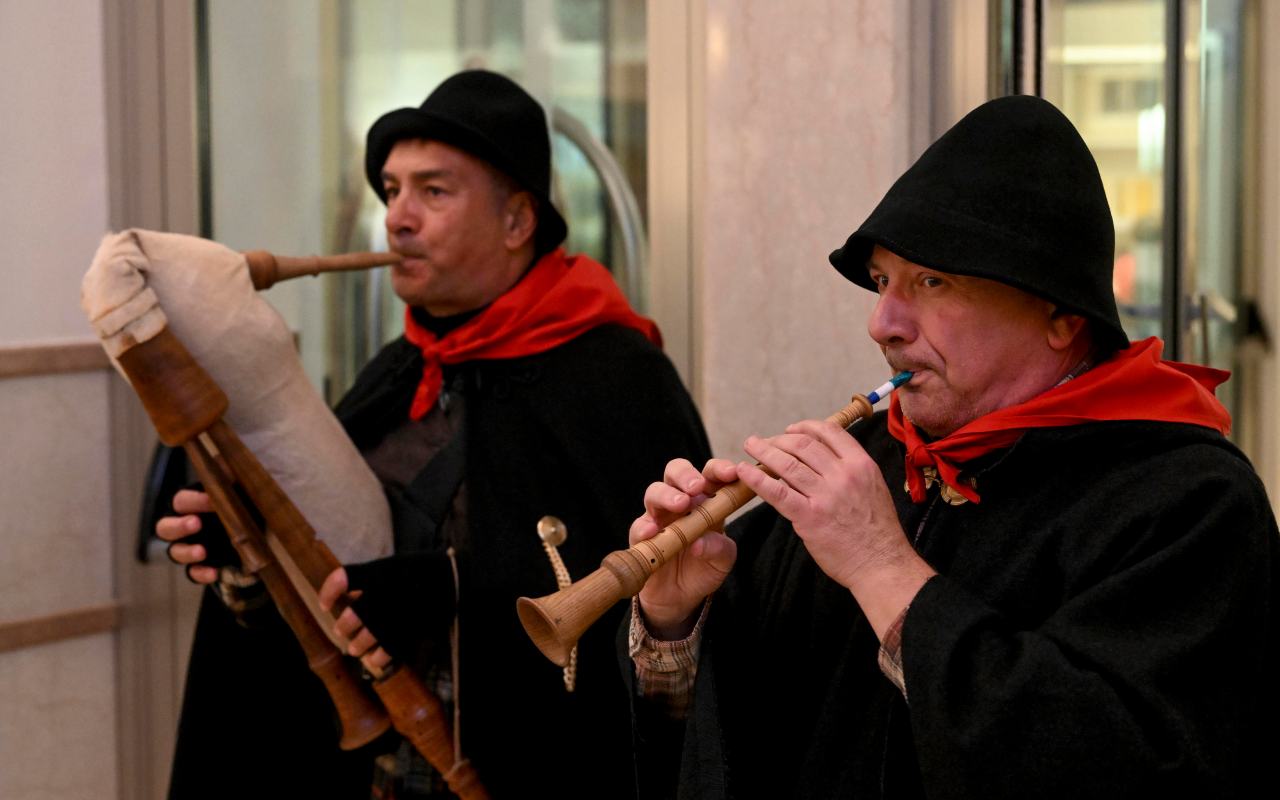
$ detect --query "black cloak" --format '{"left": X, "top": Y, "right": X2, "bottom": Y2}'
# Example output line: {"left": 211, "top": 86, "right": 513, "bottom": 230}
{"left": 169, "top": 324, "right": 710, "bottom": 799}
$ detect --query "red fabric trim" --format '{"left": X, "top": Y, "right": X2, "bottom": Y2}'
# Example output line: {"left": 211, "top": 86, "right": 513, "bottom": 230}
{"left": 402, "top": 248, "right": 660, "bottom": 420}
{"left": 887, "top": 337, "right": 1231, "bottom": 503}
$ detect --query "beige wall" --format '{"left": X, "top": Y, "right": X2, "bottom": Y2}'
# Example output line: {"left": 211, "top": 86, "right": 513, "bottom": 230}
{"left": 0, "top": 3, "right": 206, "bottom": 798}
{"left": 0, "top": 3, "right": 109, "bottom": 341}
{"left": 0, "top": 2, "right": 120, "bottom": 799}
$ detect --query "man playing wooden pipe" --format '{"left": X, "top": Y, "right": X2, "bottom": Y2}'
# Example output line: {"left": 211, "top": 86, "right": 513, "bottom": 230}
{"left": 158, "top": 69, "right": 709, "bottom": 799}
{"left": 627, "top": 96, "right": 1280, "bottom": 799}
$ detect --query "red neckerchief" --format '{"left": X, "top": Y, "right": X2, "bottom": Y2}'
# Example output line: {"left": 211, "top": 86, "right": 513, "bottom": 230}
{"left": 887, "top": 337, "right": 1231, "bottom": 503}
{"left": 402, "top": 247, "right": 661, "bottom": 420}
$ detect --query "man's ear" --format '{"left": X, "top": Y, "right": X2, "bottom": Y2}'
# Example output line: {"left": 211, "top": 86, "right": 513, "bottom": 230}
{"left": 503, "top": 191, "right": 538, "bottom": 250}
{"left": 1047, "top": 309, "right": 1089, "bottom": 352}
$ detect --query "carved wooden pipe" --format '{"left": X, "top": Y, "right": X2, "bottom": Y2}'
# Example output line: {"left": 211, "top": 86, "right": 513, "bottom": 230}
{"left": 517, "top": 394, "right": 881, "bottom": 667}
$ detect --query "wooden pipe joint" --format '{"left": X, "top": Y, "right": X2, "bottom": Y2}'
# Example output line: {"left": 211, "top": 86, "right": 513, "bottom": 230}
{"left": 602, "top": 548, "right": 652, "bottom": 595}
{"left": 116, "top": 327, "right": 229, "bottom": 446}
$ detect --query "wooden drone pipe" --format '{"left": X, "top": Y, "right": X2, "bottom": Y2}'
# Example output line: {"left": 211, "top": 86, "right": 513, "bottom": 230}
{"left": 243, "top": 250, "right": 403, "bottom": 290}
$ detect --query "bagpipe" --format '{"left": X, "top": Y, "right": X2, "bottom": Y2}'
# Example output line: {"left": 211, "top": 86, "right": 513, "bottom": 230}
{"left": 81, "top": 229, "right": 488, "bottom": 799}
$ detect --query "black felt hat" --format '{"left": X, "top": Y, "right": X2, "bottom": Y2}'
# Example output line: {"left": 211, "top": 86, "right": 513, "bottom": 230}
{"left": 365, "top": 70, "right": 568, "bottom": 254}
{"left": 829, "top": 94, "right": 1128, "bottom": 353}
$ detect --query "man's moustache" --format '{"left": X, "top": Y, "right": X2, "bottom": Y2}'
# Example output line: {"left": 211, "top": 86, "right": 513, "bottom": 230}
{"left": 885, "top": 354, "right": 931, "bottom": 375}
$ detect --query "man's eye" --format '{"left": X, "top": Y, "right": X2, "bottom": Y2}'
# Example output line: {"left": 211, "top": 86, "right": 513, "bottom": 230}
{"left": 384, "top": 186, "right": 399, "bottom": 199}
{"left": 922, "top": 276, "right": 943, "bottom": 288}
{"left": 424, "top": 186, "right": 445, "bottom": 197}
{"left": 871, "top": 274, "right": 889, "bottom": 289}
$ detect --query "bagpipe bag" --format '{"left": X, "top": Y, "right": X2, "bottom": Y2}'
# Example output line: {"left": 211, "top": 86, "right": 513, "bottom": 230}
{"left": 81, "top": 228, "right": 392, "bottom": 565}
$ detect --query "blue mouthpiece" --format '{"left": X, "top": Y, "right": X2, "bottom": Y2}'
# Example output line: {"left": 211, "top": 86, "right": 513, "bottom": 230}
{"left": 866, "top": 371, "right": 913, "bottom": 405}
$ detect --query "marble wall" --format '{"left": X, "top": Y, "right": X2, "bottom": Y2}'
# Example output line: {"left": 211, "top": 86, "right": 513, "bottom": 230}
{"left": 691, "top": 0, "right": 922, "bottom": 460}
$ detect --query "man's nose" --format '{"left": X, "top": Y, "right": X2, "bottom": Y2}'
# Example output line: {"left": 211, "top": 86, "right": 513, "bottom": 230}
{"left": 867, "top": 291, "right": 915, "bottom": 346}
{"left": 384, "top": 192, "right": 418, "bottom": 235}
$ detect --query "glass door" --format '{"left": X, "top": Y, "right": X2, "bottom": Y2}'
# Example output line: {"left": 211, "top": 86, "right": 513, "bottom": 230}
{"left": 1184, "top": 1, "right": 1246, "bottom": 400}
{"left": 1036, "top": 0, "right": 1248, "bottom": 419}
{"left": 1041, "top": 0, "right": 1170, "bottom": 345}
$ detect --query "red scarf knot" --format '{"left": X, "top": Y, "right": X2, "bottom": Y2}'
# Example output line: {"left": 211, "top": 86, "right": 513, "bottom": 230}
{"left": 887, "top": 337, "right": 1231, "bottom": 504}
{"left": 402, "top": 248, "right": 661, "bottom": 420}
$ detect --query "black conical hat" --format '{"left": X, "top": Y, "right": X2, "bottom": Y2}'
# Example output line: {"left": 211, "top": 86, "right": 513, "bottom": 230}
{"left": 829, "top": 94, "right": 1127, "bottom": 352}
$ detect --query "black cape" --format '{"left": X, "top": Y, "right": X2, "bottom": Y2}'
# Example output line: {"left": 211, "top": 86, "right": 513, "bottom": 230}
{"left": 654, "top": 414, "right": 1280, "bottom": 799}
{"left": 169, "top": 324, "right": 710, "bottom": 799}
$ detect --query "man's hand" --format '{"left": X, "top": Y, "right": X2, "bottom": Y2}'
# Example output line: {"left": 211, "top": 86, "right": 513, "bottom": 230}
{"left": 737, "top": 419, "right": 936, "bottom": 639}
{"left": 155, "top": 489, "right": 218, "bottom": 584}
{"left": 318, "top": 568, "right": 392, "bottom": 671}
{"left": 630, "top": 458, "right": 739, "bottom": 640}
